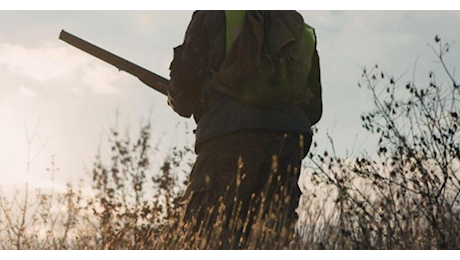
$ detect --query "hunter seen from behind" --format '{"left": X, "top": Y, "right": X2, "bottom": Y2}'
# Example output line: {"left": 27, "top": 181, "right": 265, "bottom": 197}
{"left": 0, "top": 10, "right": 459, "bottom": 250}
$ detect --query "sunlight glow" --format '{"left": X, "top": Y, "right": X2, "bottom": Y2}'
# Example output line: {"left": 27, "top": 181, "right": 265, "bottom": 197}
{"left": 0, "top": 100, "right": 29, "bottom": 184}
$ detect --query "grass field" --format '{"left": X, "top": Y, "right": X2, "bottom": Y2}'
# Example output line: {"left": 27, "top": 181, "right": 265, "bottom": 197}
{"left": 0, "top": 37, "right": 459, "bottom": 250}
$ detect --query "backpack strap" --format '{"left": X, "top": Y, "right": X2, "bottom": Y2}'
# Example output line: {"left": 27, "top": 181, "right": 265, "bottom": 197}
{"left": 302, "top": 23, "right": 316, "bottom": 79}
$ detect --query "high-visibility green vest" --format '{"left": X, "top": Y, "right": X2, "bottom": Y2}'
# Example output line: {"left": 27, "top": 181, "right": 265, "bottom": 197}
{"left": 225, "top": 10, "right": 316, "bottom": 78}
{"left": 211, "top": 11, "right": 317, "bottom": 108}
{"left": 225, "top": 10, "right": 246, "bottom": 54}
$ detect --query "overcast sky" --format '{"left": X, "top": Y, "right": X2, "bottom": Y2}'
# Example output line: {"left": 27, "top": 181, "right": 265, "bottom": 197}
{"left": 0, "top": 11, "right": 459, "bottom": 190}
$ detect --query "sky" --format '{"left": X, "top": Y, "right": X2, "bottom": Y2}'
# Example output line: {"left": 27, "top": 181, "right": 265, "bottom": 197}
{"left": 0, "top": 11, "right": 459, "bottom": 190}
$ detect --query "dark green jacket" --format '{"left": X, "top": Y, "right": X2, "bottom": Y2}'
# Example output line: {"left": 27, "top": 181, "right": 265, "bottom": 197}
{"left": 168, "top": 11, "right": 322, "bottom": 146}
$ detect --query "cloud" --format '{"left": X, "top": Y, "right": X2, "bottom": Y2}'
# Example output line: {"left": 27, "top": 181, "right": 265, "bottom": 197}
{"left": 132, "top": 10, "right": 192, "bottom": 35}
{"left": 0, "top": 42, "right": 123, "bottom": 95}
{"left": 0, "top": 43, "right": 82, "bottom": 81}
{"left": 87, "top": 62, "right": 122, "bottom": 94}
{"left": 300, "top": 10, "right": 338, "bottom": 29}
{"left": 18, "top": 86, "right": 37, "bottom": 98}
{"left": 133, "top": 12, "right": 156, "bottom": 33}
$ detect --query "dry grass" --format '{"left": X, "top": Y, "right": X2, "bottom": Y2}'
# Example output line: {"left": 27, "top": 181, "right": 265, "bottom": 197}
{"left": 0, "top": 36, "right": 459, "bottom": 250}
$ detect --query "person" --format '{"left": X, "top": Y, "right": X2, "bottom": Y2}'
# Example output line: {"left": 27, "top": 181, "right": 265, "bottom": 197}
{"left": 167, "top": 10, "right": 322, "bottom": 249}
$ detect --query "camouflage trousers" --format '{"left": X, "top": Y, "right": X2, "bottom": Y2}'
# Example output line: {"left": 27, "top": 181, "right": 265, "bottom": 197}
{"left": 182, "top": 129, "right": 312, "bottom": 249}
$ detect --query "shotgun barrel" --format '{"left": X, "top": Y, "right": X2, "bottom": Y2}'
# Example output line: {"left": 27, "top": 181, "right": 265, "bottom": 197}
{"left": 59, "top": 30, "right": 169, "bottom": 95}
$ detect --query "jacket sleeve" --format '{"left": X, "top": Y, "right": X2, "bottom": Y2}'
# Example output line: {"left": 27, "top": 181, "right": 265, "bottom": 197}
{"left": 302, "top": 43, "right": 323, "bottom": 126}
{"left": 168, "top": 11, "right": 208, "bottom": 118}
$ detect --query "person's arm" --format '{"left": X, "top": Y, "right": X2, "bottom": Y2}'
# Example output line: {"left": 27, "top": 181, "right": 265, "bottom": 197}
{"left": 168, "top": 11, "right": 208, "bottom": 119}
{"left": 302, "top": 46, "right": 323, "bottom": 126}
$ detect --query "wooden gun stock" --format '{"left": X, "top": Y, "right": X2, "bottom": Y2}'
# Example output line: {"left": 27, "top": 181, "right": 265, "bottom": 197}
{"left": 59, "top": 30, "right": 169, "bottom": 95}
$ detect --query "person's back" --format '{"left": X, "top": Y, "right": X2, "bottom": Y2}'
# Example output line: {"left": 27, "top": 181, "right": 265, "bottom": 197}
{"left": 168, "top": 10, "right": 322, "bottom": 249}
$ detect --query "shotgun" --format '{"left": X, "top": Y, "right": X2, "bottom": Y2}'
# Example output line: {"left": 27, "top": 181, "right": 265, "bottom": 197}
{"left": 59, "top": 30, "right": 169, "bottom": 95}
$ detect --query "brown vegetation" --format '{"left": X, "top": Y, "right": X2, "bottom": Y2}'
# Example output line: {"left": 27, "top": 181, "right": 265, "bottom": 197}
{"left": 0, "top": 36, "right": 459, "bottom": 250}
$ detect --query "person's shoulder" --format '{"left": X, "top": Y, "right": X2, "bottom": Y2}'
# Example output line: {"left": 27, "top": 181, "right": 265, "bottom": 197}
{"left": 190, "top": 10, "right": 225, "bottom": 24}
{"left": 191, "top": 10, "right": 205, "bottom": 19}
{"left": 192, "top": 10, "right": 224, "bottom": 16}
{"left": 186, "top": 11, "right": 208, "bottom": 29}
{"left": 195, "top": 10, "right": 225, "bottom": 18}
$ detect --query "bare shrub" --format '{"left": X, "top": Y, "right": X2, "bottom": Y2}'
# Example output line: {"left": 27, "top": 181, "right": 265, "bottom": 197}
{"left": 303, "top": 36, "right": 460, "bottom": 249}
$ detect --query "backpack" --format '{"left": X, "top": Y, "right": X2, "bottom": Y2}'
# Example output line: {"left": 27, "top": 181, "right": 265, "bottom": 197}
{"left": 208, "top": 10, "right": 317, "bottom": 108}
